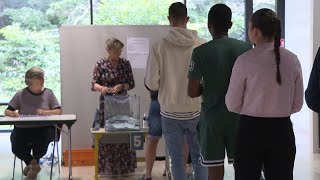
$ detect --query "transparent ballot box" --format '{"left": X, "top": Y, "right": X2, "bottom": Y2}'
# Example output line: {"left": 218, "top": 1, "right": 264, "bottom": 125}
{"left": 104, "top": 95, "right": 140, "bottom": 131}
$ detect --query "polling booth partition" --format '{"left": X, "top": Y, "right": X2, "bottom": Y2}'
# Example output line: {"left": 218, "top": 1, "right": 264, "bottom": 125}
{"left": 59, "top": 25, "right": 170, "bottom": 163}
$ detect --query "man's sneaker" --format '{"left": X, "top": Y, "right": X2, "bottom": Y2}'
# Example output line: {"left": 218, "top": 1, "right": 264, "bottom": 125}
{"left": 138, "top": 175, "right": 152, "bottom": 180}
{"left": 26, "top": 159, "right": 41, "bottom": 179}
{"left": 186, "top": 163, "right": 194, "bottom": 180}
{"left": 23, "top": 165, "right": 31, "bottom": 176}
{"left": 187, "top": 173, "right": 194, "bottom": 180}
{"left": 260, "top": 171, "right": 265, "bottom": 180}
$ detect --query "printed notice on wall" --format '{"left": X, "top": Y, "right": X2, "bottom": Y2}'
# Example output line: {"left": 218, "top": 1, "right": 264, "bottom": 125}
{"left": 127, "top": 37, "right": 149, "bottom": 69}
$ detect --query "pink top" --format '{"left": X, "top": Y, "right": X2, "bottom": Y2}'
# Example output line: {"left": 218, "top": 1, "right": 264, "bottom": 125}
{"left": 226, "top": 42, "right": 304, "bottom": 117}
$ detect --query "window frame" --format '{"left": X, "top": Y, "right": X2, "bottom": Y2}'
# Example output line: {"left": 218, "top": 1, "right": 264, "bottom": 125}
{"left": 245, "top": 0, "right": 285, "bottom": 42}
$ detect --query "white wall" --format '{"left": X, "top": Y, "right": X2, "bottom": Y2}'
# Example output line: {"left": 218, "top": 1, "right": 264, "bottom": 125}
{"left": 285, "top": 0, "right": 313, "bottom": 153}
{"left": 286, "top": 0, "right": 320, "bottom": 153}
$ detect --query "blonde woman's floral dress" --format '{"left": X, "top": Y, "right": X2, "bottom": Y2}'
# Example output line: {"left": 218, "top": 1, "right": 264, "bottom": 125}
{"left": 91, "top": 57, "right": 137, "bottom": 175}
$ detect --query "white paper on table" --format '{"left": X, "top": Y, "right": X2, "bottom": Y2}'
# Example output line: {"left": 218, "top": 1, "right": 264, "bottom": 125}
{"left": 127, "top": 37, "right": 150, "bottom": 69}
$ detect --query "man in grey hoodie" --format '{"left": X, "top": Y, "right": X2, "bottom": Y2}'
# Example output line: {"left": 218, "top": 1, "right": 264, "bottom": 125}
{"left": 145, "top": 2, "right": 207, "bottom": 180}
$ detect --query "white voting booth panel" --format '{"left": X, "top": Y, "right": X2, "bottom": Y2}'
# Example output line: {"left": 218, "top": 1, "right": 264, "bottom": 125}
{"left": 60, "top": 25, "right": 169, "bottom": 157}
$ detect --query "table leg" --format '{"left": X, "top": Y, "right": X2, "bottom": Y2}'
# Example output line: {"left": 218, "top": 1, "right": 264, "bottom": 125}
{"left": 94, "top": 134, "right": 102, "bottom": 180}
{"left": 68, "top": 126, "right": 72, "bottom": 179}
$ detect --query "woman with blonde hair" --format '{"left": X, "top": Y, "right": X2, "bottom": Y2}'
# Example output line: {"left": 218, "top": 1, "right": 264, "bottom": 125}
{"left": 91, "top": 38, "right": 136, "bottom": 176}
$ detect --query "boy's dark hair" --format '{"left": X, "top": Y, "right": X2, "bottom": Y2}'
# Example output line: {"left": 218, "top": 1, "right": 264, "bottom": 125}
{"left": 251, "top": 8, "right": 282, "bottom": 85}
{"left": 169, "top": 2, "right": 187, "bottom": 19}
{"left": 208, "top": 4, "right": 232, "bottom": 33}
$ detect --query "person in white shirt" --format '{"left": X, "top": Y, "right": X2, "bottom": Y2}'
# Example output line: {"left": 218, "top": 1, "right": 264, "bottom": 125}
{"left": 145, "top": 2, "right": 207, "bottom": 180}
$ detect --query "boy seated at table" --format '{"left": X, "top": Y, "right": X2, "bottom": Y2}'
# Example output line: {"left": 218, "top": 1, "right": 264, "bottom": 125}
{"left": 4, "top": 67, "right": 61, "bottom": 179}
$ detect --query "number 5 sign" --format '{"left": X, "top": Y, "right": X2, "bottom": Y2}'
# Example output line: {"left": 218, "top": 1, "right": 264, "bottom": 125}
{"left": 130, "top": 132, "right": 145, "bottom": 150}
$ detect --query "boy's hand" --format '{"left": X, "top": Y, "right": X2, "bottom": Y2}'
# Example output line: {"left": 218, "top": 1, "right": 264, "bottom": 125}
{"left": 36, "top": 109, "right": 47, "bottom": 115}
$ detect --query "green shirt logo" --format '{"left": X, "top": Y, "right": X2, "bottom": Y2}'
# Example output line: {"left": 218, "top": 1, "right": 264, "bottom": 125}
{"left": 189, "top": 61, "right": 195, "bottom": 72}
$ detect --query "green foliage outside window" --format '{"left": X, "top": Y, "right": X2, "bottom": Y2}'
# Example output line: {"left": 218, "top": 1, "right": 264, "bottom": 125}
{"left": 94, "top": 0, "right": 174, "bottom": 25}
{"left": 0, "top": 0, "right": 274, "bottom": 105}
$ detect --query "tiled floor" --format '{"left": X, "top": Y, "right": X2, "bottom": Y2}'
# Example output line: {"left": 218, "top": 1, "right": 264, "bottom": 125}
{"left": 1, "top": 157, "right": 320, "bottom": 180}
{"left": 1, "top": 131, "right": 320, "bottom": 180}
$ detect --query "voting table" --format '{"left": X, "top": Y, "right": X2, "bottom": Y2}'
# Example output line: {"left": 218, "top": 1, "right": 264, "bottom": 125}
{"left": 91, "top": 127, "right": 148, "bottom": 180}
{"left": 0, "top": 114, "right": 77, "bottom": 179}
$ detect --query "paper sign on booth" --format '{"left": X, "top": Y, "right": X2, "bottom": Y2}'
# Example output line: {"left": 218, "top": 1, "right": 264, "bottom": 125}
{"left": 127, "top": 37, "right": 149, "bottom": 69}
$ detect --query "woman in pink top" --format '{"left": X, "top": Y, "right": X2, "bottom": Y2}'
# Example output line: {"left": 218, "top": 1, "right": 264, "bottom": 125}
{"left": 226, "top": 9, "right": 303, "bottom": 180}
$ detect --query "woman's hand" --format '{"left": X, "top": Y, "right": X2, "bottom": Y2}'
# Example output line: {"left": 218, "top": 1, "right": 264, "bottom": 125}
{"left": 36, "top": 109, "right": 61, "bottom": 115}
{"left": 11, "top": 111, "right": 19, "bottom": 117}
{"left": 36, "top": 109, "right": 47, "bottom": 115}
{"left": 112, "top": 84, "right": 124, "bottom": 94}
{"left": 101, "top": 87, "right": 109, "bottom": 95}
{"left": 5, "top": 109, "right": 19, "bottom": 117}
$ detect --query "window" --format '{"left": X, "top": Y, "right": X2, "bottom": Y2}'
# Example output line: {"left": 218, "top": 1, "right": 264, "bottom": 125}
{"left": 245, "top": 0, "right": 278, "bottom": 41}
{"left": 253, "top": 0, "right": 276, "bottom": 12}
{"left": 0, "top": 0, "right": 90, "bottom": 130}
{"left": 0, "top": 0, "right": 282, "bottom": 130}
{"left": 93, "top": 0, "right": 179, "bottom": 25}
{"left": 187, "top": 0, "right": 245, "bottom": 41}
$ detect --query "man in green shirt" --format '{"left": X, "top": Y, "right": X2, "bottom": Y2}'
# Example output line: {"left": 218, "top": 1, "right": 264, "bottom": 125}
{"left": 187, "top": 4, "right": 251, "bottom": 180}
